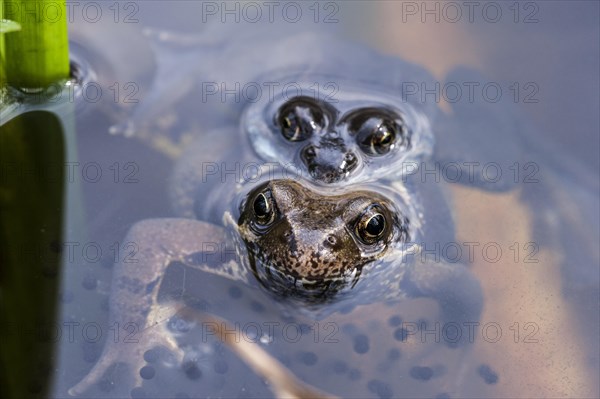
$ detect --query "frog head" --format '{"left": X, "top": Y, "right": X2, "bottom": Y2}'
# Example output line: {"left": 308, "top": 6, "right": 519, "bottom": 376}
{"left": 243, "top": 78, "right": 434, "bottom": 187}
{"left": 237, "top": 179, "right": 409, "bottom": 302}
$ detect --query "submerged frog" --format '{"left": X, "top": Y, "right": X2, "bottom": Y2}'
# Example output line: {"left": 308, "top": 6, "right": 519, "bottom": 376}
{"left": 244, "top": 82, "right": 431, "bottom": 185}
{"left": 145, "top": 26, "right": 594, "bottom": 329}
{"left": 117, "top": 26, "right": 522, "bottom": 193}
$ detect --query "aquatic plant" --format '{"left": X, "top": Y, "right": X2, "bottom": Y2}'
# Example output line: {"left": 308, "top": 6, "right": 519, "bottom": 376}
{"left": 2, "top": 0, "right": 69, "bottom": 89}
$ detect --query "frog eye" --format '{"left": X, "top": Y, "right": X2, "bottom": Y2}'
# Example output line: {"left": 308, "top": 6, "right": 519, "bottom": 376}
{"left": 253, "top": 191, "right": 276, "bottom": 226}
{"left": 345, "top": 108, "right": 407, "bottom": 156}
{"left": 358, "top": 120, "right": 396, "bottom": 155}
{"left": 276, "top": 97, "right": 326, "bottom": 142}
{"left": 355, "top": 205, "right": 388, "bottom": 245}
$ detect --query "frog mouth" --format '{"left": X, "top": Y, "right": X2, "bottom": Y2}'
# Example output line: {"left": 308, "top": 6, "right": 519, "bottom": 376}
{"left": 247, "top": 251, "right": 359, "bottom": 304}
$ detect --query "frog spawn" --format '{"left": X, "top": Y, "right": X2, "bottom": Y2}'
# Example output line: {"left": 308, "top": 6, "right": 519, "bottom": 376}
{"left": 70, "top": 269, "right": 492, "bottom": 399}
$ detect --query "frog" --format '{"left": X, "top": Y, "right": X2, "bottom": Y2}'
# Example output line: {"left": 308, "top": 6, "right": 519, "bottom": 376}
{"left": 140, "top": 22, "right": 597, "bottom": 307}
{"left": 66, "top": 25, "right": 489, "bottom": 399}
{"left": 114, "top": 24, "right": 522, "bottom": 193}
{"left": 65, "top": 17, "right": 598, "bottom": 399}
{"left": 68, "top": 172, "right": 483, "bottom": 396}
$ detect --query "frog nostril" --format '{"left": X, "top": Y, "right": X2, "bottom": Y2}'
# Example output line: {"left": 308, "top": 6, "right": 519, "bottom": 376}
{"left": 342, "top": 152, "right": 358, "bottom": 172}
{"left": 325, "top": 235, "right": 337, "bottom": 246}
{"left": 302, "top": 145, "right": 317, "bottom": 160}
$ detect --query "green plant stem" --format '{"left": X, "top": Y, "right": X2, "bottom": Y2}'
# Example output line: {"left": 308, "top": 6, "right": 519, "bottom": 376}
{"left": 1, "top": 6, "right": 4, "bottom": 85}
{"left": 3, "top": 0, "right": 69, "bottom": 88}
{"left": 0, "top": 110, "right": 65, "bottom": 399}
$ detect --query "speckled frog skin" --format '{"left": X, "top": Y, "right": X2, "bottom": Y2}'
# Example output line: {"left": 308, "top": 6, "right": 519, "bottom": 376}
{"left": 238, "top": 180, "right": 410, "bottom": 301}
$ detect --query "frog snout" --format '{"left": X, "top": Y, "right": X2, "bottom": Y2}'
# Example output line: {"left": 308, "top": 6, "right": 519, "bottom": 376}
{"left": 300, "top": 144, "right": 358, "bottom": 183}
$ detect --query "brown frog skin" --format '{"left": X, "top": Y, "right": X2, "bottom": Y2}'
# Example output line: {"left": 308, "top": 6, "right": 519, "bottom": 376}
{"left": 238, "top": 180, "right": 409, "bottom": 303}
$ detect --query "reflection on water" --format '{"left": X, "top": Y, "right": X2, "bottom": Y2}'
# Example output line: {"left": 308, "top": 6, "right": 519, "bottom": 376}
{"left": 46, "top": 1, "right": 599, "bottom": 398}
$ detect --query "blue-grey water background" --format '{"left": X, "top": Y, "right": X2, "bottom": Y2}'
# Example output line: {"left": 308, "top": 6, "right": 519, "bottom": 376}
{"left": 46, "top": 1, "right": 599, "bottom": 398}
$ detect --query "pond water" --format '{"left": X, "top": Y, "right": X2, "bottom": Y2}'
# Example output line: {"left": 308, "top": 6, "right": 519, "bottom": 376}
{"left": 37, "top": 1, "right": 599, "bottom": 398}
